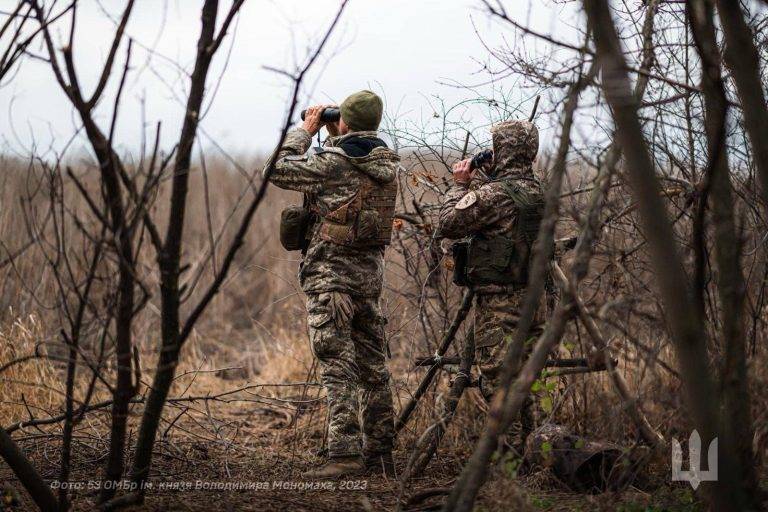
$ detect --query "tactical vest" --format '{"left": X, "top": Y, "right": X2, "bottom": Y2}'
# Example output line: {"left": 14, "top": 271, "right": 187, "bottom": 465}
{"left": 314, "top": 176, "right": 398, "bottom": 247}
{"left": 452, "top": 181, "right": 545, "bottom": 288}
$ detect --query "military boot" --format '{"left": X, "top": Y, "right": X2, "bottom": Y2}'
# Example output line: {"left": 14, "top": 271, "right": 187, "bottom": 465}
{"left": 365, "top": 452, "right": 396, "bottom": 477}
{"left": 302, "top": 456, "right": 365, "bottom": 479}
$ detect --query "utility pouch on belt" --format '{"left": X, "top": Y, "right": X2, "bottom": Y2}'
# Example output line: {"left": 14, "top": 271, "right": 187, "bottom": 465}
{"left": 452, "top": 236, "right": 528, "bottom": 287}
{"left": 451, "top": 239, "right": 471, "bottom": 286}
{"left": 280, "top": 205, "right": 312, "bottom": 251}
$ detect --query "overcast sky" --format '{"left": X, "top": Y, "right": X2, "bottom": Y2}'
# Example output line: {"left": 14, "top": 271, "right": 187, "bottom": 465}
{"left": 0, "top": 0, "right": 580, "bottom": 159}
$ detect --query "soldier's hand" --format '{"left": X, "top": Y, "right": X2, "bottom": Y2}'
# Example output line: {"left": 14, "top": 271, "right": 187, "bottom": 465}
{"left": 302, "top": 105, "right": 324, "bottom": 136}
{"left": 452, "top": 158, "right": 473, "bottom": 186}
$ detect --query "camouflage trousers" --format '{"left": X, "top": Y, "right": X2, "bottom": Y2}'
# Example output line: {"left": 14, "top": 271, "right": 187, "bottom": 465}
{"left": 307, "top": 292, "right": 395, "bottom": 459}
{"left": 474, "top": 291, "right": 544, "bottom": 400}
{"left": 474, "top": 291, "right": 545, "bottom": 445}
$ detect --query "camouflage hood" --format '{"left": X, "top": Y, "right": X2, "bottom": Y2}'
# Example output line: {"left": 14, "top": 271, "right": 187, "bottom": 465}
{"left": 490, "top": 120, "right": 538, "bottom": 178}
{"left": 327, "top": 131, "right": 399, "bottom": 184}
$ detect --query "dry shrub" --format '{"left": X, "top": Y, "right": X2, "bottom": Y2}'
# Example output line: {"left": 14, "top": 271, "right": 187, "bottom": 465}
{"left": 0, "top": 315, "right": 60, "bottom": 420}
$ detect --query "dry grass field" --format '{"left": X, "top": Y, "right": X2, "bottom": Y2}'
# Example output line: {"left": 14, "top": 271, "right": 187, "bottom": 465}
{"left": 3, "top": 152, "right": 765, "bottom": 511}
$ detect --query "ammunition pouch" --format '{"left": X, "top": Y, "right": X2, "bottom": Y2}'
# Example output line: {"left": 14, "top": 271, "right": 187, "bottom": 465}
{"left": 279, "top": 205, "right": 313, "bottom": 251}
{"left": 452, "top": 235, "right": 530, "bottom": 288}
{"left": 365, "top": 179, "right": 397, "bottom": 244}
{"left": 451, "top": 239, "right": 471, "bottom": 287}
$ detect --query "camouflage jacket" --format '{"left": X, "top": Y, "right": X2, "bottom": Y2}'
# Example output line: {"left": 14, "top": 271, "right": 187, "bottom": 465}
{"left": 437, "top": 120, "right": 542, "bottom": 294}
{"left": 264, "top": 128, "right": 400, "bottom": 298}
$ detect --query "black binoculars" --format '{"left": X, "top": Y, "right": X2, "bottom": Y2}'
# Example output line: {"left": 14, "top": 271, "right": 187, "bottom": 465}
{"left": 470, "top": 149, "right": 494, "bottom": 170}
{"left": 300, "top": 107, "right": 341, "bottom": 122}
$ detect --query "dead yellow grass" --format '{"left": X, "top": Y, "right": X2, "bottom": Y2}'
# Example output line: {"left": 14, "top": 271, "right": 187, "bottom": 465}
{"left": 0, "top": 314, "right": 61, "bottom": 420}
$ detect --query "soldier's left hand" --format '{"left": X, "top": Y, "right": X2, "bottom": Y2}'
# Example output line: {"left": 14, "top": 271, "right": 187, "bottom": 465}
{"left": 452, "top": 158, "right": 473, "bottom": 186}
{"left": 302, "top": 105, "right": 325, "bottom": 136}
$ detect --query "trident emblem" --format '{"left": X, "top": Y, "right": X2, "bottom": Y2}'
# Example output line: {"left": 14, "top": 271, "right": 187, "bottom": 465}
{"left": 672, "top": 430, "right": 718, "bottom": 489}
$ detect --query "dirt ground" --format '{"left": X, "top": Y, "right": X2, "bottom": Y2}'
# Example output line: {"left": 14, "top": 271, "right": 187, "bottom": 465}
{"left": 1, "top": 394, "right": 706, "bottom": 512}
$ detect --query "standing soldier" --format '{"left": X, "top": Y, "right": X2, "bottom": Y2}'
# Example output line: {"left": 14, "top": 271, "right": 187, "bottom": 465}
{"left": 263, "top": 90, "right": 398, "bottom": 478}
{"left": 437, "top": 120, "right": 545, "bottom": 446}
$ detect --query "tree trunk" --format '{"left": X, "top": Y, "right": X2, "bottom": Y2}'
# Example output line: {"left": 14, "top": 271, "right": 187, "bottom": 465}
{"left": 688, "top": 0, "right": 759, "bottom": 506}
{"left": 715, "top": 0, "right": 768, "bottom": 209}
{"left": 0, "top": 428, "right": 59, "bottom": 511}
{"left": 583, "top": 0, "right": 738, "bottom": 508}
{"left": 129, "top": 0, "right": 219, "bottom": 492}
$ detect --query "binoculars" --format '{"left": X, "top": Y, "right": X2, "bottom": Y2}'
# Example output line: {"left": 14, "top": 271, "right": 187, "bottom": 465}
{"left": 300, "top": 107, "right": 341, "bottom": 123}
{"left": 470, "top": 149, "right": 494, "bottom": 170}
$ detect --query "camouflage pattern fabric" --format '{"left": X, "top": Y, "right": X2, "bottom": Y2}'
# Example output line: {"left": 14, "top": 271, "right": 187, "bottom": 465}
{"left": 437, "top": 123, "right": 542, "bottom": 297}
{"left": 490, "top": 120, "right": 538, "bottom": 174}
{"left": 264, "top": 128, "right": 400, "bottom": 298}
{"left": 438, "top": 175, "right": 542, "bottom": 248}
{"left": 474, "top": 292, "right": 541, "bottom": 449}
{"left": 307, "top": 292, "right": 395, "bottom": 458}
{"left": 264, "top": 127, "right": 397, "bottom": 459}
{"left": 438, "top": 120, "right": 542, "bottom": 249}
{"left": 474, "top": 292, "right": 544, "bottom": 398}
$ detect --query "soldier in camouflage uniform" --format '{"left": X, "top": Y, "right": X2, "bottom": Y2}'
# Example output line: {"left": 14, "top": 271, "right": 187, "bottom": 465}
{"left": 437, "top": 120, "right": 544, "bottom": 440}
{"left": 263, "top": 91, "right": 398, "bottom": 478}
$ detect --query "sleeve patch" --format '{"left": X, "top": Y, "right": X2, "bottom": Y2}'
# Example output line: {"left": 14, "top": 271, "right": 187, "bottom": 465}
{"left": 455, "top": 191, "right": 478, "bottom": 210}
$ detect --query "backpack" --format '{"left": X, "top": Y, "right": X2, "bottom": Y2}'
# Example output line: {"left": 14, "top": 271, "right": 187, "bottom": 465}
{"left": 452, "top": 181, "right": 545, "bottom": 288}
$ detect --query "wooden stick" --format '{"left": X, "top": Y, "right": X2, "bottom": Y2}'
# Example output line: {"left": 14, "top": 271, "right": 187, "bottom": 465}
{"left": 413, "top": 355, "right": 614, "bottom": 369}
{"left": 528, "top": 95, "right": 541, "bottom": 122}
{"left": 552, "top": 262, "right": 664, "bottom": 448}
{"left": 398, "top": 330, "right": 475, "bottom": 496}
{"left": 395, "top": 289, "right": 474, "bottom": 433}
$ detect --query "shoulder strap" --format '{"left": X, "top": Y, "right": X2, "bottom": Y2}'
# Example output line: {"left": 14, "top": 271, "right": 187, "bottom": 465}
{"left": 498, "top": 180, "right": 537, "bottom": 207}
{"left": 498, "top": 180, "right": 544, "bottom": 243}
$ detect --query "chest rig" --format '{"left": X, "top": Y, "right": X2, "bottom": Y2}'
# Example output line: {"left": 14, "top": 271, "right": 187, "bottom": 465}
{"left": 452, "top": 180, "right": 545, "bottom": 289}
{"left": 312, "top": 175, "right": 398, "bottom": 247}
